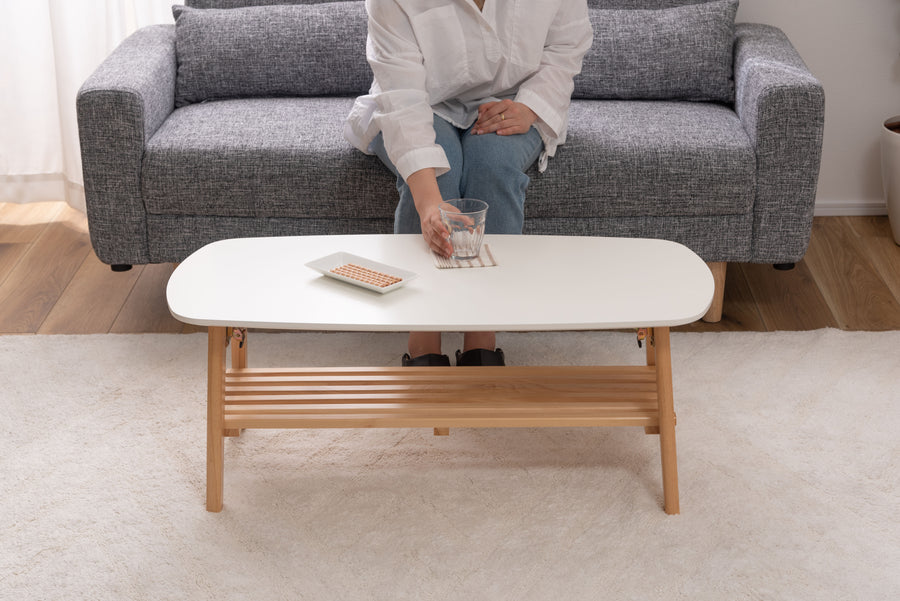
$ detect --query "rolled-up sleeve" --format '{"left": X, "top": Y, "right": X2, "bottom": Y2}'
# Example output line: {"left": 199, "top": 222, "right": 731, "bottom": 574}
{"left": 365, "top": 0, "right": 450, "bottom": 180}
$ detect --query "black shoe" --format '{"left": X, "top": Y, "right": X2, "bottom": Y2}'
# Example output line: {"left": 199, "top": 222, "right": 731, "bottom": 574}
{"left": 455, "top": 348, "right": 505, "bottom": 366}
{"left": 402, "top": 353, "right": 451, "bottom": 367}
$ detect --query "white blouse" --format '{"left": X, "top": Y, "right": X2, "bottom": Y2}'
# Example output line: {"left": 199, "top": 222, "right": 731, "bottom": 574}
{"left": 343, "top": 0, "right": 593, "bottom": 180}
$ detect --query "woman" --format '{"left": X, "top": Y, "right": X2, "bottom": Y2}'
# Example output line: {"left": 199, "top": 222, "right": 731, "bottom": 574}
{"left": 345, "top": 0, "right": 592, "bottom": 366}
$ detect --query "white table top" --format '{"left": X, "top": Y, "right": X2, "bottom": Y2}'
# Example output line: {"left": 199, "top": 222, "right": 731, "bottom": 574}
{"left": 166, "top": 234, "right": 714, "bottom": 331}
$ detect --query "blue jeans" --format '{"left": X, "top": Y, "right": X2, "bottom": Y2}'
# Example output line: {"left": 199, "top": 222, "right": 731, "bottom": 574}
{"left": 371, "top": 115, "right": 544, "bottom": 235}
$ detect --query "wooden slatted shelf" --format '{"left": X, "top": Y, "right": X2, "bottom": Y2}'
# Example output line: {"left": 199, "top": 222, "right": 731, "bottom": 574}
{"left": 223, "top": 366, "right": 661, "bottom": 430}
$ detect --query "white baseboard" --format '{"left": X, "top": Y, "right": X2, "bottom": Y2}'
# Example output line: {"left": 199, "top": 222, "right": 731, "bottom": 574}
{"left": 814, "top": 199, "right": 888, "bottom": 216}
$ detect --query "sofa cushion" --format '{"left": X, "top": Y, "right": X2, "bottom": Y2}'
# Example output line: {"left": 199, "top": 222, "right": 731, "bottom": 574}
{"left": 172, "top": 3, "right": 369, "bottom": 107}
{"left": 142, "top": 98, "right": 397, "bottom": 219}
{"left": 574, "top": 0, "right": 738, "bottom": 102}
{"left": 143, "top": 97, "right": 754, "bottom": 224}
{"left": 588, "top": 1, "right": 718, "bottom": 7}
{"left": 525, "top": 99, "right": 755, "bottom": 219}
{"left": 185, "top": 0, "right": 344, "bottom": 7}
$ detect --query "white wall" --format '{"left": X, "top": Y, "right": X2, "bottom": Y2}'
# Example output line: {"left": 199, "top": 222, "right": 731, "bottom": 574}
{"left": 737, "top": 0, "right": 900, "bottom": 215}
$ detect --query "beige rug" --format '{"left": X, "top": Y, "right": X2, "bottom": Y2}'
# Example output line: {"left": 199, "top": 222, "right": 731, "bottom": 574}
{"left": 2, "top": 330, "right": 898, "bottom": 600}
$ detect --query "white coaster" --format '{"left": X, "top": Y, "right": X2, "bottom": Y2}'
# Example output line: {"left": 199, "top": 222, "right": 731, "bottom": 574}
{"left": 432, "top": 244, "right": 498, "bottom": 269}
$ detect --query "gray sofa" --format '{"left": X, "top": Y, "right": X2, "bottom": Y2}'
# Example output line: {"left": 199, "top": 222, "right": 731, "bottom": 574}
{"left": 77, "top": 0, "right": 824, "bottom": 317}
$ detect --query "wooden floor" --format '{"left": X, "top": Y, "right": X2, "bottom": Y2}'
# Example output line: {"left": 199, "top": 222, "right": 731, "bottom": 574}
{"left": 1, "top": 201, "right": 900, "bottom": 335}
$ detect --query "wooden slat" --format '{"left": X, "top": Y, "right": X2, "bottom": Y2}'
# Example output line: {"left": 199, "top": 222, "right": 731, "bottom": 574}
{"left": 224, "top": 383, "right": 659, "bottom": 395}
{"left": 224, "top": 414, "right": 658, "bottom": 429}
{"left": 224, "top": 392, "right": 659, "bottom": 403}
{"left": 225, "top": 379, "right": 659, "bottom": 391}
{"left": 225, "top": 368, "right": 657, "bottom": 398}
{"left": 224, "top": 402, "right": 658, "bottom": 414}
{"left": 225, "top": 379, "right": 656, "bottom": 388}
{"left": 226, "top": 365, "right": 658, "bottom": 378}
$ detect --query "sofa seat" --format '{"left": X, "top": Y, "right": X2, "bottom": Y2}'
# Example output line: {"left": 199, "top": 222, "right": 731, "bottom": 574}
{"left": 529, "top": 100, "right": 755, "bottom": 219}
{"left": 142, "top": 97, "right": 397, "bottom": 220}
{"left": 143, "top": 97, "right": 754, "bottom": 225}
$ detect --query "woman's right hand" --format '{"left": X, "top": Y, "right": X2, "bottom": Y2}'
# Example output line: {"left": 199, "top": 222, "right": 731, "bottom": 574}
{"left": 407, "top": 168, "right": 454, "bottom": 258}
{"left": 420, "top": 200, "right": 454, "bottom": 258}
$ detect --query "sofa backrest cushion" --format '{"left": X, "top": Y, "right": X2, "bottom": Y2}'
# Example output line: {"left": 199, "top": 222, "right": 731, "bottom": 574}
{"left": 176, "top": 0, "right": 737, "bottom": 106}
{"left": 574, "top": 0, "right": 738, "bottom": 102}
{"left": 588, "top": 0, "right": 720, "bottom": 7}
{"left": 185, "top": 0, "right": 717, "bottom": 7}
{"left": 185, "top": 0, "right": 350, "bottom": 8}
{"left": 172, "top": 3, "right": 370, "bottom": 107}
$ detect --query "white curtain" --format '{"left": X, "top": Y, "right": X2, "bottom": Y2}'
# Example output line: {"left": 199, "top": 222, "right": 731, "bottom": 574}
{"left": 0, "top": 0, "right": 179, "bottom": 211}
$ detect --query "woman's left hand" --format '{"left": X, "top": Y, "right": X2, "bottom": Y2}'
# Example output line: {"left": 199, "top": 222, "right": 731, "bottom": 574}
{"left": 472, "top": 99, "right": 537, "bottom": 136}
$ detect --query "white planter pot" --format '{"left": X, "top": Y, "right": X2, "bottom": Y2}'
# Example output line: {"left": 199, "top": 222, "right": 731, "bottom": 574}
{"left": 880, "top": 116, "right": 900, "bottom": 245}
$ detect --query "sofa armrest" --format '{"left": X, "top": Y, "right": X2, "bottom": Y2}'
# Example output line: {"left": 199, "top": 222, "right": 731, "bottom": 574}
{"left": 76, "top": 24, "right": 176, "bottom": 266}
{"left": 734, "top": 23, "right": 825, "bottom": 263}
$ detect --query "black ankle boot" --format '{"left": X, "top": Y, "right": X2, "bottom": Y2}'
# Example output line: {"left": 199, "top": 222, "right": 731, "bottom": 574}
{"left": 402, "top": 353, "right": 451, "bottom": 367}
{"left": 455, "top": 348, "right": 505, "bottom": 366}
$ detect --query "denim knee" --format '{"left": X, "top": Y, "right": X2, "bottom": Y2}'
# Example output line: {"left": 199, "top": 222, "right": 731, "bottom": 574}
{"left": 460, "top": 128, "right": 543, "bottom": 234}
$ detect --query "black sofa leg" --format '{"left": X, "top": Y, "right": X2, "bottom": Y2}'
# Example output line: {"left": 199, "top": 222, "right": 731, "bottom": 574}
{"left": 773, "top": 263, "right": 796, "bottom": 271}
{"left": 111, "top": 264, "right": 133, "bottom": 272}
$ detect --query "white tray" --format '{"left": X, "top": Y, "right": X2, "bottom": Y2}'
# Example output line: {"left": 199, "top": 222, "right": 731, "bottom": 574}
{"left": 305, "top": 252, "right": 417, "bottom": 294}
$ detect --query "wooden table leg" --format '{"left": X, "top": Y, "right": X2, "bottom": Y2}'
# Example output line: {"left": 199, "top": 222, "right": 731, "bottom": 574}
{"left": 207, "top": 326, "right": 226, "bottom": 512}
{"left": 231, "top": 327, "right": 247, "bottom": 369}
{"left": 653, "top": 327, "right": 680, "bottom": 514}
{"left": 225, "top": 328, "right": 247, "bottom": 437}
{"left": 702, "top": 262, "right": 726, "bottom": 323}
{"left": 644, "top": 330, "right": 660, "bottom": 435}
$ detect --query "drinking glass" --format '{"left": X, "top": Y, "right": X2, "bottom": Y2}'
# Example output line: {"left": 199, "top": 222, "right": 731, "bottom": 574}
{"left": 439, "top": 198, "right": 488, "bottom": 260}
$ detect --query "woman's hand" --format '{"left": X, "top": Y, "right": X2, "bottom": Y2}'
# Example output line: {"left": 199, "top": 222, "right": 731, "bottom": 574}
{"left": 406, "top": 168, "right": 454, "bottom": 257}
{"left": 472, "top": 99, "right": 537, "bottom": 136}
{"left": 419, "top": 200, "right": 454, "bottom": 258}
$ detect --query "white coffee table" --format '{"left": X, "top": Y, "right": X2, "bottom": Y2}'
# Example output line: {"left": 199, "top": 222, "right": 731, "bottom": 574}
{"left": 167, "top": 234, "right": 714, "bottom": 514}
